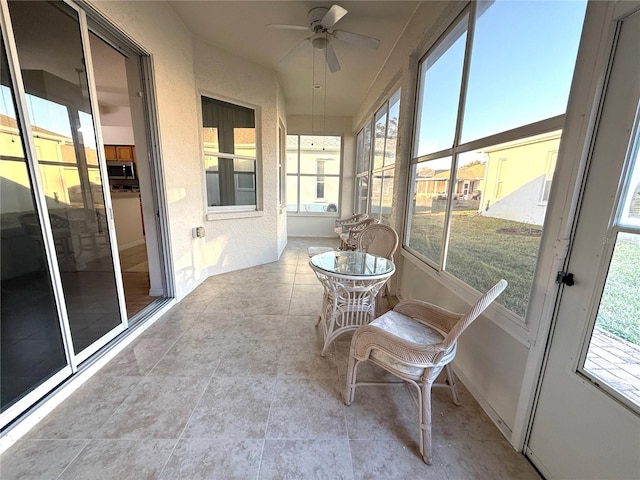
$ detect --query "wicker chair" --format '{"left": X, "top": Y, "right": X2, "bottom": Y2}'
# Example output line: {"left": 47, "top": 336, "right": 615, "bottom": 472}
{"left": 344, "top": 279, "right": 508, "bottom": 464}
{"left": 357, "top": 224, "right": 399, "bottom": 301}
{"left": 334, "top": 213, "right": 369, "bottom": 235}
{"left": 339, "top": 217, "right": 379, "bottom": 250}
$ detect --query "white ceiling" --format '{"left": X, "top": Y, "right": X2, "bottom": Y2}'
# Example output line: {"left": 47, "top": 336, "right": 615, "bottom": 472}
{"left": 167, "top": 1, "right": 420, "bottom": 117}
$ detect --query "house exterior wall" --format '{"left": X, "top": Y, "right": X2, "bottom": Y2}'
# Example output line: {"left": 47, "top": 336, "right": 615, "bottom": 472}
{"left": 89, "top": 1, "right": 284, "bottom": 300}
{"left": 195, "top": 40, "right": 282, "bottom": 277}
{"left": 480, "top": 132, "right": 561, "bottom": 226}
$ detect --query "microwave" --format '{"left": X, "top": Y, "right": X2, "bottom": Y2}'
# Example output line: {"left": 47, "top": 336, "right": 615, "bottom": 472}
{"left": 107, "top": 161, "right": 136, "bottom": 179}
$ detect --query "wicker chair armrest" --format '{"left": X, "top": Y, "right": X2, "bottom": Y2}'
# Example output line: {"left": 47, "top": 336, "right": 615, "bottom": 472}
{"left": 352, "top": 324, "right": 448, "bottom": 365}
{"left": 393, "top": 299, "right": 463, "bottom": 334}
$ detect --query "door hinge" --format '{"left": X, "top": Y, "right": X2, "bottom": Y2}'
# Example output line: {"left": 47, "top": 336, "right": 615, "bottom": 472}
{"left": 556, "top": 271, "right": 575, "bottom": 286}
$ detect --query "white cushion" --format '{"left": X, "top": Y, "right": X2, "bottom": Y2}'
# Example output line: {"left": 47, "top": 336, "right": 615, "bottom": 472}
{"left": 369, "top": 310, "right": 445, "bottom": 376}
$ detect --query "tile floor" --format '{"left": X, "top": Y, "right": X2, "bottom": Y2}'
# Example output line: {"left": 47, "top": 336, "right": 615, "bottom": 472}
{"left": 0, "top": 238, "right": 542, "bottom": 479}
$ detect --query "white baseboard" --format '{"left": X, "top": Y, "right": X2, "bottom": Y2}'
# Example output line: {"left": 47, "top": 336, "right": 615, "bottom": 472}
{"left": 453, "top": 364, "right": 515, "bottom": 446}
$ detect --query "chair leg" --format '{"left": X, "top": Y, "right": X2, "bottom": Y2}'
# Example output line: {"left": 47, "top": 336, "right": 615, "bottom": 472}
{"left": 445, "top": 363, "right": 461, "bottom": 406}
{"left": 344, "top": 352, "right": 359, "bottom": 405}
{"left": 419, "top": 379, "right": 434, "bottom": 465}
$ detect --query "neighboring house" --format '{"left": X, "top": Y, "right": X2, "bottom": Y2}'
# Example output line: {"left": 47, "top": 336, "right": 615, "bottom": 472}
{"left": 479, "top": 130, "right": 561, "bottom": 226}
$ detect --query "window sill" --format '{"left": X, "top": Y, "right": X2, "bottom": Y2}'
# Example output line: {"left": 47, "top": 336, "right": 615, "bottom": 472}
{"left": 206, "top": 210, "right": 263, "bottom": 221}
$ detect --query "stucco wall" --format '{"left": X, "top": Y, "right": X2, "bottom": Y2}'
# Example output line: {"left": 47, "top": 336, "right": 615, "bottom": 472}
{"left": 90, "top": 1, "right": 285, "bottom": 300}
{"left": 90, "top": 0, "right": 205, "bottom": 299}
{"left": 194, "top": 40, "right": 282, "bottom": 276}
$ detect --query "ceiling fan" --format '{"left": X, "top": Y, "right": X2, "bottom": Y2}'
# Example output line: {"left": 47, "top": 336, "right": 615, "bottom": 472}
{"left": 267, "top": 4, "right": 380, "bottom": 73}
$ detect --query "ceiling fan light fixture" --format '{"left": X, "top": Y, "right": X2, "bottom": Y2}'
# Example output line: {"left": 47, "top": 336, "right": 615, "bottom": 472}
{"left": 311, "top": 35, "right": 328, "bottom": 50}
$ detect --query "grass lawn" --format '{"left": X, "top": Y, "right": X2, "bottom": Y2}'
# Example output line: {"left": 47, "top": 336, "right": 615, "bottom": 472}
{"left": 408, "top": 210, "right": 541, "bottom": 318}
{"left": 594, "top": 234, "right": 640, "bottom": 345}
{"left": 407, "top": 212, "right": 640, "bottom": 346}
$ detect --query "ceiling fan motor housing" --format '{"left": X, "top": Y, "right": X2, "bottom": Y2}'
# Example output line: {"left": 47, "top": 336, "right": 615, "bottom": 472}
{"left": 308, "top": 7, "right": 329, "bottom": 32}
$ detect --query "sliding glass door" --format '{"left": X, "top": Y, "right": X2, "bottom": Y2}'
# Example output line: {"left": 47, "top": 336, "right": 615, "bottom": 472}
{"left": 1, "top": 0, "right": 128, "bottom": 425}
{"left": 0, "top": 33, "right": 71, "bottom": 418}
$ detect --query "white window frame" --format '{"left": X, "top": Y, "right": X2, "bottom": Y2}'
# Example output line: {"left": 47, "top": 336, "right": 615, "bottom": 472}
{"left": 286, "top": 134, "right": 342, "bottom": 215}
{"left": 201, "top": 95, "right": 259, "bottom": 213}
{"left": 404, "top": 1, "right": 582, "bottom": 326}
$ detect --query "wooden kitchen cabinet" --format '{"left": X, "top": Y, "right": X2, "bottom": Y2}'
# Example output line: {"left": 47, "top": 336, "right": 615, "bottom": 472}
{"left": 105, "top": 145, "right": 136, "bottom": 163}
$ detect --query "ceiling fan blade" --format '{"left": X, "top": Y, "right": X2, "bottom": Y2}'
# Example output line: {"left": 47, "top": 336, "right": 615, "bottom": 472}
{"left": 324, "top": 42, "right": 341, "bottom": 72}
{"left": 278, "top": 36, "right": 310, "bottom": 68}
{"left": 321, "top": 4, "right": 348, "bottom": 29}
{"left": 333, "top": 30, "right": 380, "bottom": 50}
{"left": 266, "top": 24, "right": 309, "bottom": 31}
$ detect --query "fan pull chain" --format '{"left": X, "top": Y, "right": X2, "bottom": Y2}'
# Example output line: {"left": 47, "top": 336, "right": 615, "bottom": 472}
{"left": 310, "top": 46, "right": 315, "bottom": 143}
{"left": 322, "top": 41, "right": 327, "bottom": 151}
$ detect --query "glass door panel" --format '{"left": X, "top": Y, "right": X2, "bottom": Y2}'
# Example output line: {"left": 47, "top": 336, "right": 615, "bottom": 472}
{"left": 583, "top": 123, "right": 640, "bottom": 410}
{"left": 0, "top": 37, "right": 68, "bottom": 413}
{"left": 8, "top": 0, "right": 124, "bottom": 355}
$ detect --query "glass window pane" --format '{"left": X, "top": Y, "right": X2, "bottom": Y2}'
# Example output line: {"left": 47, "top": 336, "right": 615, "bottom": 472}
{"left": 415, "top": 16, "right": 468, "bottom": 157}
{"left": 384, "top": 92, "right": 400, "bottom": 167}
{"left": 406, "top": 157, "right": 452, "bottom": 266}
{"left": 1, "top": 44, "right": 68, "bottom": 411}
{"left": 356, "top": 175, "right": 369, "bottom": 214}
{"left": 286, "top": 136, "right": 298, "bottom": 174}
{"left": 299, "top": 135, "right": 341, "bottom": 175}
{"left": 299, "top": 176, "right": 339, "bottom": 212}
{"left": 11, "top": 0, "right": 122, "bottom": 353}
{"left": 234, "top": 127, "right": 256, "bottom": 157}
{"left": 446, "top": 133, "right": 561, "bottom": 317}
{"left": 356, "top": 129, "right": 366, "bottom": 173}
{"left": 370, "top": 171, "right": 382, "bottom": 219}
{"left": 380, "top": 169, "right": 395, "bottom": 225}
{"left": 373, "top": 108, "right": 387, "bottom": 171}
{"left": 286, "top": 175, "right": 298, "bottom": 212}
{"left": 204, "top": 127, "right": 219, "bottom": 154}
{"left": 584, "top": 232, "right": 640, "bottom": 408}
{"left": 201, "top": 96, "right": 256, "bottom": 208}
{"left": 363, "top": 121, "right": 372, "bottom": 172}
{"left": 619, "top": 129, "right": 640, "bottom": 228}
{"left": 461, "top": 0, "right": 586, "bottom": 143}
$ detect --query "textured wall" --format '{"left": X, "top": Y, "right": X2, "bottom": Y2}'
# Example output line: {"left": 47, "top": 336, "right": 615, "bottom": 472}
{"left": 194, "top": 40, "right": 281, "bottom": 277}
{"left": 90, "top": 1, "right": 283, "bottom": 300}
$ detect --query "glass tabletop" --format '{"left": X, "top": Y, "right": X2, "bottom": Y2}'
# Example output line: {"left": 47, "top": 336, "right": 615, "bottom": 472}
{"left": 310, "top": 250, "right": 395, "bottom": 276}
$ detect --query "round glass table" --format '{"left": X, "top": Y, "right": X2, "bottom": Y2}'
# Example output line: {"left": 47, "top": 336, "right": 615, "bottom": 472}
{"left": 309, "top": 250, "right": 395, "bottom": 356}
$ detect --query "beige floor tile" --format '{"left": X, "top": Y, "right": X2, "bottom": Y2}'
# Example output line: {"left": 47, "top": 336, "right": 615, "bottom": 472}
{"left": 58, "top": 439, "right": 175, "bottom": 480}
{"left": 159, "top": 438, "right": 263, "bottom": 480}
{"left": 1, "top": 238, "right": 540, "bottom": 480}
{"left": 259, "top": 439, "right": 354, "bottom": 480}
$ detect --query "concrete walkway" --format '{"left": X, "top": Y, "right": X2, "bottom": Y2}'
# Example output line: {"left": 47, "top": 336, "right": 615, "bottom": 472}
{"left": 585, "top": 327, "right": 640, "bottom": 406}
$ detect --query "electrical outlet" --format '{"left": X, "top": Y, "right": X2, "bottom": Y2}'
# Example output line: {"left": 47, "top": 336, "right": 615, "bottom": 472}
{"left": 192, "top": 226, "right": 205, "bottom": 238}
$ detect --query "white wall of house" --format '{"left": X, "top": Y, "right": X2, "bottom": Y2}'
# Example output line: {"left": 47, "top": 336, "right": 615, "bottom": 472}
{"left": 90, "top": 1, "right": 284, "bottom": 300}
{"left": 194, "top": 40, "right": 282, "bottom": 277}
{"left": 286, "top": 114, "right": 354, "bottom": 239}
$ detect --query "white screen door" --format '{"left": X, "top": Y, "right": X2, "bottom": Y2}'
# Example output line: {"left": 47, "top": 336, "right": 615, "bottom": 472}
{"left": 526, "top": 6, "right": 640, "bottom": 479}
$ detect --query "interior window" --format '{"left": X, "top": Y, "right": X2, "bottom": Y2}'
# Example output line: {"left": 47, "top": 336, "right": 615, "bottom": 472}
{"left": 202, "top": 97, "right": 257, "bottom": 209}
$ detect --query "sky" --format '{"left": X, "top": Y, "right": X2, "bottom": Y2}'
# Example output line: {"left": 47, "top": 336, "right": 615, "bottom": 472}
{"left": 416, "top": 0, "right": 588, "bottom": 157}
